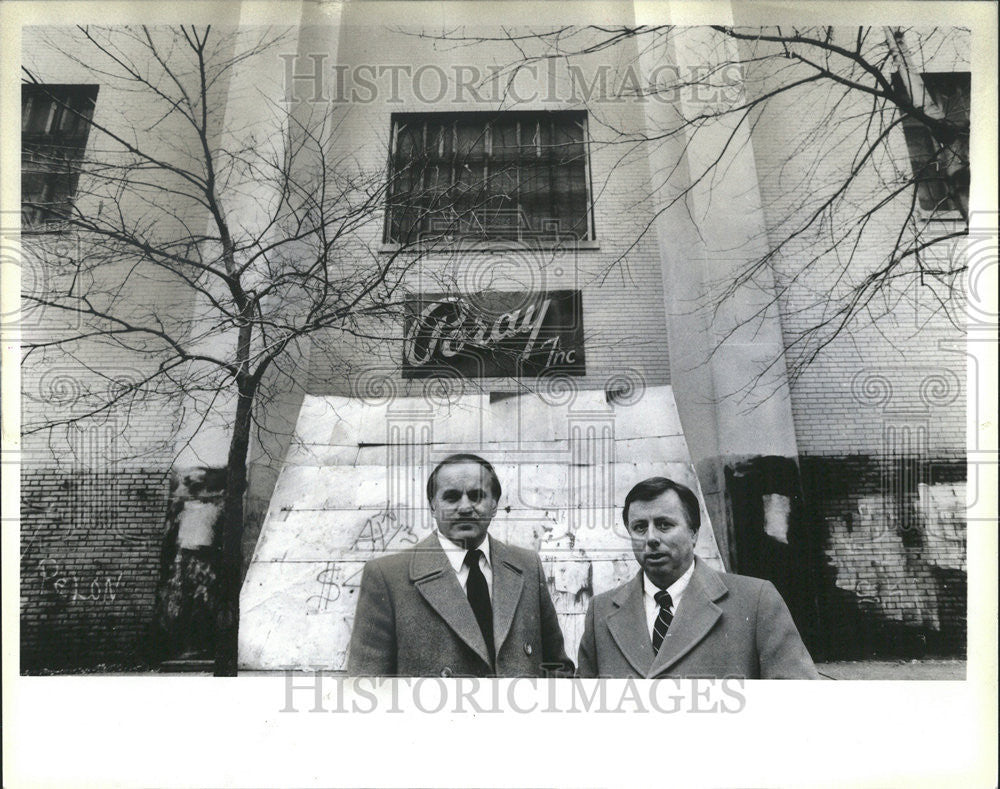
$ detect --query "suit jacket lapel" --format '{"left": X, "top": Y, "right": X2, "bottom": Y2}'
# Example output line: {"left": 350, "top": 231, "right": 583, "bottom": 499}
{"left": 606, "top": 573, "right": 655, "bottom": 676}
{"left": 410, "top": 534, "right": 491, "bottom": 666}
{"left": 648, "top": 559, "right": 727, "bottom": 677}
{"left": 490, "top": 539, "right": 525, "bottom": 656}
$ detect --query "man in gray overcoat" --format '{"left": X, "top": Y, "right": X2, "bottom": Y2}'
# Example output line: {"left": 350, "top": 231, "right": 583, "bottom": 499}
{"left": 347, "top": 453, "right": 573, "bottom": 677}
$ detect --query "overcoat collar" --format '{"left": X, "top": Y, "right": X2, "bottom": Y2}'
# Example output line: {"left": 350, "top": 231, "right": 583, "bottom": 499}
{"left": 607, "top": 572, "right": 655, "bottom": 676}
{"left": 490, "top": 540, "right": 526, "bottom": 657}
{"left": 409, "top": 533, "right": 527, "bottom": 668}
{"left": 605, "top": 559, "right": 730, "bottom": 677}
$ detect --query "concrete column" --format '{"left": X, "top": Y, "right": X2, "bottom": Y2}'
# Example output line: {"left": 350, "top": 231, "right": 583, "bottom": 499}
{"left": 172, "top": 4, "right": 313, "bottom": 471}
{"left": 634, "top": 4, "right": 800, "bottom": 566}
{"left": 240, "top": 3, "right": 349, "bottom": 573}
{"left": 165, "top": 3, "right": 345, "bottom": 617}
{"left": 170, "top": 1, "right": 346, "bottom": 480}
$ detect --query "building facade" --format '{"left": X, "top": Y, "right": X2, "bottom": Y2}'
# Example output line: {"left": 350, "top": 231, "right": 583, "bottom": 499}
{"left": 15, "top": 7, "right": 974, "bottom": 671}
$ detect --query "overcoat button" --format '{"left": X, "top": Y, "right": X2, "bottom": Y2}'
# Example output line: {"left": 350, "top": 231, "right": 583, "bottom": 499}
{"left": 523, "top": 643, "right": 533, "bottom": 656}
{"left": 441, "top": 667, "right": 453, "bottom": 677}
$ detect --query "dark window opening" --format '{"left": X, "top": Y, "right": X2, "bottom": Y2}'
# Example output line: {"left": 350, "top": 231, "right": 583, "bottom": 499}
{"left": 896, "top": 72, "right": 970, "bottom": 216}
{"left": 385, "top": 111, "right": 593, "bottom": 244}
{"left": 21, "top": 84, "right": 99, "bottom": 228}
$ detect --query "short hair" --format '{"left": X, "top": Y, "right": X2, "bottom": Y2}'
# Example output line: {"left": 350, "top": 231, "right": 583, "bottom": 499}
{"left": 622, "top": 476, "right": 700, "bottom": 533}
{"left": 426, "top": 453, "right": 502, "bottom": 502}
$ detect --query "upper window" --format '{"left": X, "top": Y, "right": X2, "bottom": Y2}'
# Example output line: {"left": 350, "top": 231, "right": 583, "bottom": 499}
{"left": 897, "top": 72, "right": 969, "bottom": 217}
{"left": 385, "top": 111, "right": 593, "bottom": 244}
{"left": 22, "top": 84, "right": 99, "bottom": 228}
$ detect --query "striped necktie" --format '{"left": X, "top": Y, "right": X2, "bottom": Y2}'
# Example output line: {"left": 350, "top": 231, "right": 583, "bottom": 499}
{"left": 652, "top": 589, "right": 673, "bottom": 654}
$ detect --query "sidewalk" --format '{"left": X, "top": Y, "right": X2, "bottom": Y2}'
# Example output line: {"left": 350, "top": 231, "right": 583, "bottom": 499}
{"left": 243, "top": 660, "right": 969, "bottom": 680}
{"left": 815, "top": 659, "right": 966, "bottom": 680}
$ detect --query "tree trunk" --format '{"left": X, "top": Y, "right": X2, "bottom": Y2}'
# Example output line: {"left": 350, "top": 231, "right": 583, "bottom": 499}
{"left": 213, "top": 381, "right": 254, "bottom": 676}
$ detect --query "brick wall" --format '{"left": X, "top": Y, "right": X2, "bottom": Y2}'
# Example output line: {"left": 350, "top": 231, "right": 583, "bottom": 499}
{"left": 742, "top": 30, "right": 968, "bottom": 459}
{"left": 299, "top": 22, "right": 673, "bottom": 399}
{"left": 20, "top": 467, "right": 171, "bottom": 672}
{"left": 800, "top": 455, "right": 966, "bottom": 658}
{"left": 737, "top": 30, "right": 968, "bottom": 657}
{"left": 18, "top": 27, "right": 231, "bottom": 670}
{"left": 18, "top": 22, "right": 971, "bottom": 671}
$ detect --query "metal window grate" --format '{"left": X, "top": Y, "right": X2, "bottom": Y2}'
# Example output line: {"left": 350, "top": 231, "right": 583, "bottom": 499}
{"left": 385, "top": 111, "right": 593, "bottom": 243}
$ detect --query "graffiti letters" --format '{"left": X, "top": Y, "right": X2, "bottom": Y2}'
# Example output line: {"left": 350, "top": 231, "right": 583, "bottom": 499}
{"left": 306, "top": 563, "right": 364, "bottom": 614}
{"left": 306, "top": 505, "right": 421, "bottom": 614}
{"left": 354, "top": 504, "right": 419, "bottom": 557}
{"left": 39, "top": 558, "right": 124, "bottom": 603}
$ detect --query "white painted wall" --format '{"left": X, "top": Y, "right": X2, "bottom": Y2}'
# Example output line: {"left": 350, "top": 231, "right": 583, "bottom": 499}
{"left": 240, "top": 385, "right": 722, "bottom": 670}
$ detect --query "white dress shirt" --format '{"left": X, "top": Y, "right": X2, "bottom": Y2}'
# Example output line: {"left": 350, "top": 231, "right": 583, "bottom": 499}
{"left": 436, "top": 531, "right": 493, "bottom": 599}
{"left": 642, "top": 559, "right": 696, "bottom": 640}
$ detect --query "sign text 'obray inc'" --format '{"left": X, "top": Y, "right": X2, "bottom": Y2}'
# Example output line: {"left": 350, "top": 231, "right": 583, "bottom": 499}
{"left": 402, "top": 290, "right": 585, "bottom": 378}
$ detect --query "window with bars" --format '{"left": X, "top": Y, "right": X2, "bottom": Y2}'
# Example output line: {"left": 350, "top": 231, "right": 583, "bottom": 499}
{"left": 896, "top": 72, "right": 970, "bottom": 216}
{"left": 385, "top": 111, "right": 593, "bottom": 244}
{"left": 21, "top": 84, "right": 99, "bottom": 228}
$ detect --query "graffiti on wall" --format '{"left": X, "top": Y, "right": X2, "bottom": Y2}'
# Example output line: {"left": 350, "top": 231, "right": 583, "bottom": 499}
{"left": 38, "top": 558, "right": 124, "bottom": 604}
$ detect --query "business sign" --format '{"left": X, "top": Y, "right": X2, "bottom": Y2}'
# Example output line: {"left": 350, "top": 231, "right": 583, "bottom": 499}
{"left": 402, "top": 289, "right": 585, "bottom": 378}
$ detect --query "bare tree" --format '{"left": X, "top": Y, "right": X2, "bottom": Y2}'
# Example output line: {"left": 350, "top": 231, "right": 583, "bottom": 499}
{"left": 20, "top": 25, "right": 479, "bottom": 675}
{"left": 21, "top": 22, "right": 971, "bottom": 673}
{"left": 420, "top": 24, "right": 970, "bottom": 384}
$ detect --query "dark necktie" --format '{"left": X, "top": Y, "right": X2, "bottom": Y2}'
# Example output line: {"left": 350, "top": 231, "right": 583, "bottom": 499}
{"left": 464, "top": 549, "right": 495, "bottom": 666}
{"left": 652, "top": 589, "right": 673, "bottom": 654}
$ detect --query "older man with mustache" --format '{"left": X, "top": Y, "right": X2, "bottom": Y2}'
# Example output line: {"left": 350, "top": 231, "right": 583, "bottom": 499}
{"left": 347, "top": 453, "right": 573, "bottom": 678}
